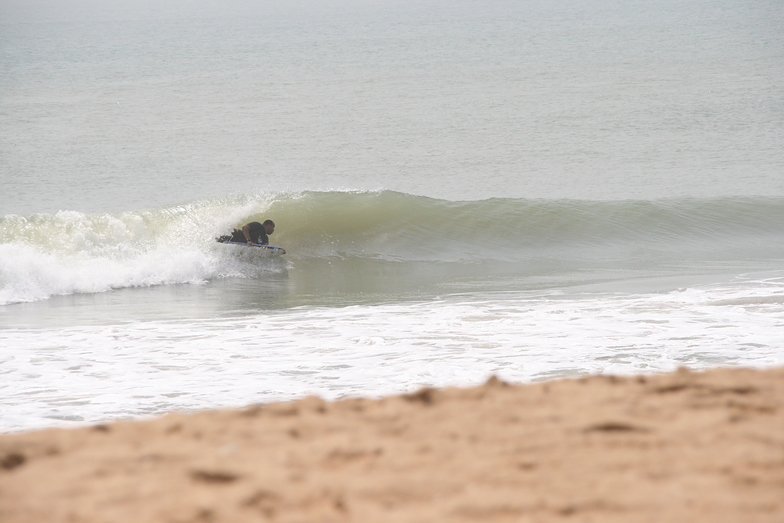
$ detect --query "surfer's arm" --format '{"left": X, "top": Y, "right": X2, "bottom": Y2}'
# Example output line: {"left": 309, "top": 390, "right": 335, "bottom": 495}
{"left": 240, "top": 224, "right": 254, "bottom": 245}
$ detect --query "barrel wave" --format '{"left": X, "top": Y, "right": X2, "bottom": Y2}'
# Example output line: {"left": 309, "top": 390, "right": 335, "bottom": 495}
{"left": 2, "top": 191, "right": 784, "bottom": 305}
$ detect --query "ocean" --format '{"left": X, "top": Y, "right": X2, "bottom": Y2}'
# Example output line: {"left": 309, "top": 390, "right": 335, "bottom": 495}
{"left": 2, "top": 0, "right": 783, "bottom": 433}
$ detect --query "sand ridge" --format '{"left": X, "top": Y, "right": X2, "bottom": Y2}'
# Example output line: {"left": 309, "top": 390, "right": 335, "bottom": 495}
{"left": 1, "top": 366, "right": 783, "bottom": 522}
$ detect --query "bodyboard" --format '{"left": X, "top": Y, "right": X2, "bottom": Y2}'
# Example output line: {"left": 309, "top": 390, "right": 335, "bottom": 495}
{"left": 216, "top": 240, "right": 285, "bottom": 257}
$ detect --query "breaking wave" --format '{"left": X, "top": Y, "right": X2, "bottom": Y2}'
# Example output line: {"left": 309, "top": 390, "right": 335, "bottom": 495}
{"left": 2, "top": 190, "right": 784, "bottom": 304}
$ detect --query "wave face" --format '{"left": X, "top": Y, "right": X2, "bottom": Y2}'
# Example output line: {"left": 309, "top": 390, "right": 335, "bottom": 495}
{"left": 3, "top": 191, "right": 784, "bottom": 305}
{"left": 275, "top": 191, "right": 784, "bottom": 261}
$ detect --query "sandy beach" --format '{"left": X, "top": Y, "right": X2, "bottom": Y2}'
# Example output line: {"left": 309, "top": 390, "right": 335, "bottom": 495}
{"left": 1, "top": 366, "right": 782, "bottom": 522}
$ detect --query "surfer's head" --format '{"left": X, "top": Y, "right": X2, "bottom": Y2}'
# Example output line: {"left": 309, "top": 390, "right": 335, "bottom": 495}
{"left": 263, "top": 219, "right": 275, "bottom": 235}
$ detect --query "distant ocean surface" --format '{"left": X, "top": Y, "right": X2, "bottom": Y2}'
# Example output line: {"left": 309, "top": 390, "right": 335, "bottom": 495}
{"left": 2, "top": 0, "right": 783, "bottom": 432}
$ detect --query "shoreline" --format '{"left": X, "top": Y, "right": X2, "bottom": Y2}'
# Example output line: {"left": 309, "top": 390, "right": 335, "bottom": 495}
{"left": 2, "top": 366, "right": 782, "bottom": 522}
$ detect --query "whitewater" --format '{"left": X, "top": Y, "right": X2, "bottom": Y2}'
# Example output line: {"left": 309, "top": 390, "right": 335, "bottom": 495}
{"left": 2, "top": 0, "right": 784, "bottom": 432}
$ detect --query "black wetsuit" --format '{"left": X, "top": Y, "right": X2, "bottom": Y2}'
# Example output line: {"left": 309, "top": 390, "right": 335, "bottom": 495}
{"left": 228, "top": 221, "right": 268, "bottom": 244}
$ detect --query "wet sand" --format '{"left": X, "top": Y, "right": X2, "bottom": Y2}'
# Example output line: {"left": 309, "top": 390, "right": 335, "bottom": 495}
{"left": 1, "top": 366, "right": 783, "bottom": 522}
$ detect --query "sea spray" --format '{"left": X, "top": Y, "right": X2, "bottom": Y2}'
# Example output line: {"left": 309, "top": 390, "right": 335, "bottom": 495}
{"left": 0, "top": 194, "right": 284, "bottom": 304}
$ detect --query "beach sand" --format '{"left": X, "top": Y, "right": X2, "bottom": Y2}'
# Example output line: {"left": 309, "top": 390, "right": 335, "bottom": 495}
{"left": 1, "top": 366, "right": 782, "bottom": 522}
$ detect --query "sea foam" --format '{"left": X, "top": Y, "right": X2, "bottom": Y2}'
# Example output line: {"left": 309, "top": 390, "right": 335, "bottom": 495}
{"left": 3, "top": 276, "right": 784, "bottom": 432}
